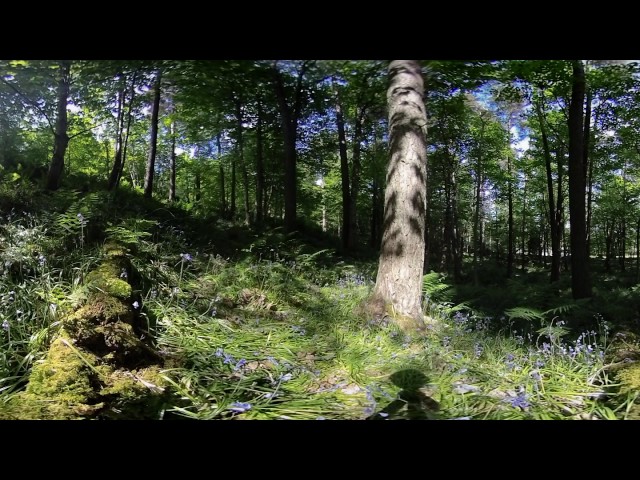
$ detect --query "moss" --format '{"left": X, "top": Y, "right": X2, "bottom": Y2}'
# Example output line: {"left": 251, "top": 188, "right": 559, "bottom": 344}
{"left": 2, "top": 335, "right": 103, "bottom": 419}
{"left": 86, "top": 263, "right": 132, "bottom": 299}
{"left": 615, "top": 363, "right": 640, "bottom": 395}
{"left": 99, "top": 366, "right": 168, "bottom": 419}
{"left": 104, "top": 242, "right": 129, "bottom": 258}
{"left": 67, "top": 292, "right": 132, "bottom": 326}
{"left": 1, "top": 241, "right": 166, "bottom": 420}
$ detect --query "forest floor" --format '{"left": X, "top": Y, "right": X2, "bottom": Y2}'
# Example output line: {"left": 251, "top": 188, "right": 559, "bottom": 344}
{"left": 1, "top": 180, "right": 639, "bottom": 419}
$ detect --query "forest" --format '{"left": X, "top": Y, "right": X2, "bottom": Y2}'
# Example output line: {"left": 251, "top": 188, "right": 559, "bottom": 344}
{"left": 0, "top": 59, "right": 639, "bottom": 420}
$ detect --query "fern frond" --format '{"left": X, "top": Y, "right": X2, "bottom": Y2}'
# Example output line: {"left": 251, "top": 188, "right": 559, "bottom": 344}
{"left": 504, "top": 307, "right": 544, "bottom": 322}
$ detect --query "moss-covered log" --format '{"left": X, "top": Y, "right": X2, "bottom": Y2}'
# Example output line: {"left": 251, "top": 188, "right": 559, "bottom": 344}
{"left": 0, "top": 242, "right": 167, "bottom": 419}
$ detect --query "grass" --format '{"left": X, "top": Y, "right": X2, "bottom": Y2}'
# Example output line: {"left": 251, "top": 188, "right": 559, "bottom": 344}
{"left": 0, "top": 183, "right": 638, "bottom": 419}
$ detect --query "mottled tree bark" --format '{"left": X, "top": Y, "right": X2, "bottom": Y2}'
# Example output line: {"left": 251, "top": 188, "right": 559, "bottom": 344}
{"left": 372, "top": 60, "right": 427, "bottom": 330}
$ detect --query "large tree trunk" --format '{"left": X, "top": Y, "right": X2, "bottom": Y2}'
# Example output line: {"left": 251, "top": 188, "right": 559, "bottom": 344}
{"left": 372, "top": 60, "right": 427, "bottom": 331}
{"left": 143, "top": 70, "right": 162, "bottom": 199}
{"left": 567, "top": 60, "right": 592, "bottom": 299}
{"left": 46, "top": 60, "right": 71, "bottom": 191}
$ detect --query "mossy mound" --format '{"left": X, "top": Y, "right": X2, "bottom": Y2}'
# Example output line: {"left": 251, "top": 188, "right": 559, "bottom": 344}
{"left": 0, "top": 243, "right": 166, "bottom": 420}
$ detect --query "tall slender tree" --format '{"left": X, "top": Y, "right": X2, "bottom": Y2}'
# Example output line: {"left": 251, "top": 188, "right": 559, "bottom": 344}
{"left": 144, "top": 69, "right": 162, "bottom": 199}
{"left": 371, "top": 60, "right": 428, "bottom": 330}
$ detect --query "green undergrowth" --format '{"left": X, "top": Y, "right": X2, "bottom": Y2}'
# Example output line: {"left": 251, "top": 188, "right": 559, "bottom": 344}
{"left": 0, "top": 185, "right": 639, "bottom": 419}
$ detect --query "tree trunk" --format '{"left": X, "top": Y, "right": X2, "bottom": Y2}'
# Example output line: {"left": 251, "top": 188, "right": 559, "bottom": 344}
{"left": 143, "top": 70, "right": 162, "bottom": 199}
{"left": 567, "top": 60, "right": 592, "bottom": 299}
{"left": 372, "top": 60, "right": 427, "bottom": 331}
{"left": 194, "top": 145, "right": 201, "bottom": 202}
{"left": 255, "top": 100, "right": 265, "bottom": 224}
{"left": 636, "top": 218, "right": 640, "bottom": 282}
{"left": 521, "top": 175, "right": 527, "bottom": 272}
{"left": 536, "top": 99, "right": 563, "bottom": 283}
{"left": 272, "top": 62, "right": 309, "bottom": 232}
{"left": 584, "top": 87, "right": 593, "bottom": 255}
{"left": 117, "top": 75, "right": 137, "bottom": 189}
{"left": 169, "top": 120, "right": 177, "bottom": 202}
{"left": 46, "top": 60, "right": 71, "bottom": 191}
{"left": 472, "top": 132, "right": 483, "bottom": 286}
{"left": 217, "top": 133, "right": 226, "bottom": 216}
{"left": 335, "top": 97, "right": 351, "bottom": 250}
{"left": 107, "top": 88, "right": 125, "bottom": 191}
{"left": 235, "top": 98, "right": 250, "bottom": 225}
{"left": 507, "top": 152, "right": 514, "bottom": 279}
{"left": 347, "top": 109, "right": 365, "bottom": 250}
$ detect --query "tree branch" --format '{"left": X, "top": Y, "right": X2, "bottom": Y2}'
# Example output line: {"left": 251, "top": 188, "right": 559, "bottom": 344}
{"left": 68, "top": 120, "right": 109, "bottom": 141}
{"left": 0, "top": 77, "right": 55, "bottom": 133}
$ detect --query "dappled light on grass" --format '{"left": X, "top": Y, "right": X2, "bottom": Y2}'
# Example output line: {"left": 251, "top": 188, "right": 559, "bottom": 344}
{"left": 0, "top": 185, "right": 636, "bottom": 420}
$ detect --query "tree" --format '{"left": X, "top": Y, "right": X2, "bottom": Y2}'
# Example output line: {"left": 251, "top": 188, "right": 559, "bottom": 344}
{"left": 271, "top": 60, "right": 313, "bottom": 232}
{"left": 567, "top": 60, "right": 592, "bottom": 299}
{"left": 371, "top": 60, "right": 428, "bottom": 330}
{"left": 144, "top": 69, "right": 163, "bottom": 199}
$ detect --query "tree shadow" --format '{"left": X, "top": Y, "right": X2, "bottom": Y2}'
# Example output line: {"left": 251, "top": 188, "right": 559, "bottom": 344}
{"left": 367, "top": 368, "right": 441, "bottom": 420}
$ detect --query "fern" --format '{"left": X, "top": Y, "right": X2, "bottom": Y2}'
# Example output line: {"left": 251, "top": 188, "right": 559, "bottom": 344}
{"left": 542, "top": 303, "right": 577, "bottom": 317}
{"left": 423, "top": 272, "right": 453, "bottom": 304}
{"left": 504, "top": 307, "right": 544, "bottom": 322}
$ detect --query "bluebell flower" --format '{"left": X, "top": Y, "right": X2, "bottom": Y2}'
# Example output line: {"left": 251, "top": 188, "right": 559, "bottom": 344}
{"left": 180, "top": 253, "right": 193, "bottom": 262}
{"left": 510, "top": 393, "right": 530, "bottom": 409}
{"left": 378, "top": 412, "right": 389, "bottom": 418}
{"left": 132, "top": 301, "right": 140, "bottom": 309}
{"left": 228, "top": 402, "right": 252, "bottom": 413}
{"left": 235, "top": 359, "right": 247, "bottom": 370}
{"left": 279, "top": 373, "right": 293, "bottom": 382}
{"left": 2, "top": 319, "right": 9, "bottom": 330}
{"left": 223, "top": 353, "right": 235, "bottom": 364}
{"left": 215, "top": 347, "right": 224, "bottom": 358}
